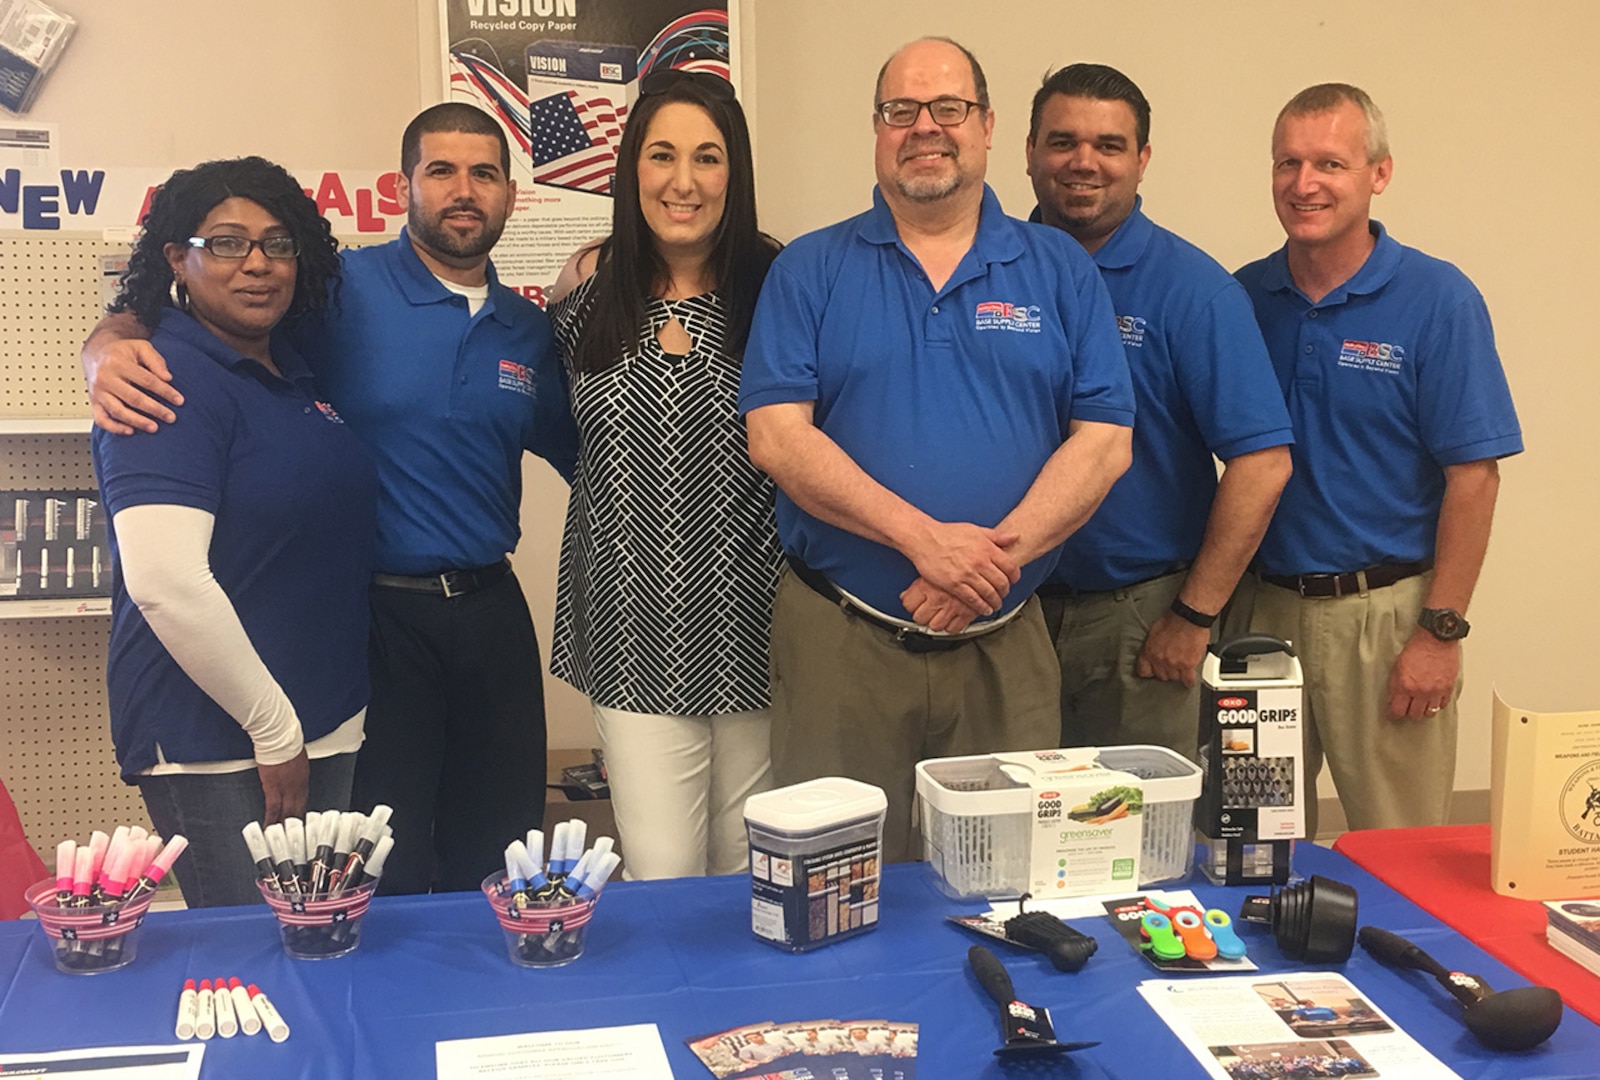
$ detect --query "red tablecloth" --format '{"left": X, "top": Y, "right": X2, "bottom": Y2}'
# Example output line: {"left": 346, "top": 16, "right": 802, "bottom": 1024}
{"left": 1334, "top": 824, "right": 1600, "bottom": 1023}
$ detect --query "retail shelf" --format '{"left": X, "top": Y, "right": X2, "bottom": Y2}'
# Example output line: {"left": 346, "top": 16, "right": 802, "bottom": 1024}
{"left": 0, "top": 418, "right": 93, "bottom": 435}
{"left": 0, "top": 596, "right": 111, "bottom": 619}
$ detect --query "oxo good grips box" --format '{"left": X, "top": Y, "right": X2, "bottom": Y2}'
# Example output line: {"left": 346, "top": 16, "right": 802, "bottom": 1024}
{"left": 1021, "top": 761, "right": 1143, "bottom": 898}
{"left": 1197, "top": 637, "right": 1305, "bottom": 842}
{"left": 916, "top": 746, "right": 1201, "bottom": 899}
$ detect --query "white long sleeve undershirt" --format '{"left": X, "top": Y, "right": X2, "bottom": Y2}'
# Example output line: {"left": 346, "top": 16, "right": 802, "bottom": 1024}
{"left": 114, "top": 503, "right": 307, "bottom": 767}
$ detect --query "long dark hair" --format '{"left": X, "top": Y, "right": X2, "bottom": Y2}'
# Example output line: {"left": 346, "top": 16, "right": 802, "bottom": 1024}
{"left": 111, "top": 156, "right": 340, "bottom": 331}
{"left": 570, "top": 75, "right": 778, "bottom": 374}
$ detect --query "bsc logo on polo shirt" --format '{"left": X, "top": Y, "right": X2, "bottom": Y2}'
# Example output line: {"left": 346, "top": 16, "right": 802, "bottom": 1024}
{"left": 497, "top": 359, "right": 536, "bottom": 397}
{"left": 974, "top": 301, "right": 1042, "bottom": 333}
{"left": 314, "top": 401, "right": 345, "bottom": 424}
{"left": 1117, "top": 314, "right": 1147, "bottom": 348}
{"left": 1338, "top": 338, "right": 1405, "bottom": 374}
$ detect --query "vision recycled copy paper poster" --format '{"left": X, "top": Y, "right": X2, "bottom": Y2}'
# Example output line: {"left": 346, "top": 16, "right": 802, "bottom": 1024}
{"left": 439, "top": 0, "right": 734, "bottom": 297}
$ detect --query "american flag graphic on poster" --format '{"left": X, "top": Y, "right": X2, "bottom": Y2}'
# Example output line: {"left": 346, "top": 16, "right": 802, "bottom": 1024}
{"left": 526, "top": 88, "right": 626, "bottom": 194}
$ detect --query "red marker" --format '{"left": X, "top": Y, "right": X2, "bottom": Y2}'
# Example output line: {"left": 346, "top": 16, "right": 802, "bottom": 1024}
{"left": 194, "top": 979, "right": 216, "bottom": 1040}
{"left": 174, "top": 979, "right": 198, "bottom": 1040}
{"left": 248, "top": 984, "right": 289, "bottom": 1043}
{"left": 228, "top": 978, "right": 261, "bottom": 1036}
{"left": 213, "top": 974, "right": 238, "bottom": 1037}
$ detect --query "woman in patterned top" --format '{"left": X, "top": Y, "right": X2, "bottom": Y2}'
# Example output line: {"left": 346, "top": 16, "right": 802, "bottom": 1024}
{"left": 547, "top": 70, "right": 781, "bottom": 878}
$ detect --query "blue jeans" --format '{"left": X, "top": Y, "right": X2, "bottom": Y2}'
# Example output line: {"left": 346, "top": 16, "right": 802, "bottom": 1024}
{"left": 136, "top": 753, "right": 357, "bottom": 908}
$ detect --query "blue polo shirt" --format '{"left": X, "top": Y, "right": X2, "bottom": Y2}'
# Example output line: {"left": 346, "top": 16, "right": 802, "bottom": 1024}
{"left": 1033, "top": 199, "right": 1294, "bottom": 591}
{"left": 92, "top": 310, "right": 378, "bottom": 777}
{"left": 285, "top": 230, "right": 579, "bottom": 575}
{"left": 739, "top": 185, "right": 1133, "bottom": 617}
{"left": 1235, "top": 222, "right": 1522, "bottom": 575}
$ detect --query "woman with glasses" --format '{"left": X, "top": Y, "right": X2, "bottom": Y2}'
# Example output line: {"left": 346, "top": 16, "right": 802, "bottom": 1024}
{"left": 547, "top": 70, "right": 781, "bottom": 878}
{"left": 90, "top": 157, "right": 378, "bottom": 907}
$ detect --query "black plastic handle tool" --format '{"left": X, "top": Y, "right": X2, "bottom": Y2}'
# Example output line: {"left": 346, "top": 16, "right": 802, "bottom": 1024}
{"left": 1357, "top": 925, "right": 1563, "bottom": 1051}
{"left": 968, "top": 945, "right": 1099, "bottom": 1057}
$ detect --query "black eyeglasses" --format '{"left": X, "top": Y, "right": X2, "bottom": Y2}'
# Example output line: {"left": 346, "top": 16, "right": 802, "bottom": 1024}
{"left": 639, "top": 68, "right": 736, "bottom": 102}
{"left": 875, "top": 97, "right": 984, "bottom": 128}
{"left": 187, "top": 235, "right": 300, "bottom": 260}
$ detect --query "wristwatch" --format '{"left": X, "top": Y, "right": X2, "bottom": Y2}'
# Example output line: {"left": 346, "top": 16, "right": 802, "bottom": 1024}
{"left": 1169, "top": 596, "right": 1219, "bottom": 629}
{"left": 1418, "top": 607, "right": 1470, "bottom": 641}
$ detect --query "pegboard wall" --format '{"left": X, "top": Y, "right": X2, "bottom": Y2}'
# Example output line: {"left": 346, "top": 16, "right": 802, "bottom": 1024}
{"left": 0, "top": 619, "right": 147, "bottom": 862}
{"left": 0, "top": 231, "right": 123, "bottom": 418}
{"left": 2, "top": 231, "right": 149, "bottom": 865}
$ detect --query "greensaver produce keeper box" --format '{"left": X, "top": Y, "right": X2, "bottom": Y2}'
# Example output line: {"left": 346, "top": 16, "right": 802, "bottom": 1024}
{"left": 914, "top": 745, "right": 1202, "bottom": 900}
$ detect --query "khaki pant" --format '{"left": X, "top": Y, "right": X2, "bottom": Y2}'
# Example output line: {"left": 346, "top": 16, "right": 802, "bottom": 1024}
{"left": 768, "top": 568, "right": 1060, "bottom": 862}
{"left": 1040, "top": 569, "right": 1205, "bottom": 761}
{"left": 1244, "top": 571, "right": 1459, "bottom": 835}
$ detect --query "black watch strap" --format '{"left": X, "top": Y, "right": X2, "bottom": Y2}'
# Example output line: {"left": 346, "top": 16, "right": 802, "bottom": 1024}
{"left": 1418, "top": 607, "right": 1470, "bottom": 641}
{"left": 1169, "top": 596, "right": 1218, "bottom": 629}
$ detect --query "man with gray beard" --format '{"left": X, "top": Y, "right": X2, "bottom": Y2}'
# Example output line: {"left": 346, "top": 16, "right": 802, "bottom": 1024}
{"left": 739, "top": 37, "right": 1133, "bottom": 860}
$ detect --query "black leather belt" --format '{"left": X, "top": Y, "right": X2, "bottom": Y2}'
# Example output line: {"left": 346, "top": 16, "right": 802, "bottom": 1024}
{"left": 786, "top": 555, "right": 1002, "bottom": 653}
{"left": 1036, "top": 562, "right": 1191, "bottom": 599}
{"left": 1260, "top": 558, "right": 1432, "bottom": 598}
{"left": 372, "top": 559, "right": 512, "bottom": 598}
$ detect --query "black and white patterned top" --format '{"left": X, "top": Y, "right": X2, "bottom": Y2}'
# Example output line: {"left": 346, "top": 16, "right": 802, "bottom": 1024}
{"left": 548, "top": 276, "right": 781, "bottom": 714}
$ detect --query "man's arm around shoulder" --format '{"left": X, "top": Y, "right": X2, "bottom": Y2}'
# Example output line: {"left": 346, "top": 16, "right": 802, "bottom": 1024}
{"left": 82, "top": 312, "right": 181, "bottom": 434}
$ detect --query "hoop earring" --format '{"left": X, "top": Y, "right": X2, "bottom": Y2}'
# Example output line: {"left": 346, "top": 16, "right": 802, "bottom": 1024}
{"left": 169, "top": 279, "right": 188, "bottom": 311}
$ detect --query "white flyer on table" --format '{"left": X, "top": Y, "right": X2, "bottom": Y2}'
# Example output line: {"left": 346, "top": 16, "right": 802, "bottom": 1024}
{"left": 0, "top": 1044, "right": 203, "bottom": 1077}
{"left": 1137, "top": 972, "right": 1461, "bottom": 1079}
{"left": 436, "top": 1023, "right": 673, "bottom": 1079}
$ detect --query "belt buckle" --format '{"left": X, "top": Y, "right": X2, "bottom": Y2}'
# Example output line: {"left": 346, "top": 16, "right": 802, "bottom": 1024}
{"left": 439, "top": 570, "right": 465, "bottom": 599}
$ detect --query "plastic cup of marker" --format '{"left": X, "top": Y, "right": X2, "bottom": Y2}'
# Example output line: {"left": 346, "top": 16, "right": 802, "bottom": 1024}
{"left": 25, "top": 878, "right": 156, "bottom": 974}
{"left": 480, "top": 872, "right": 599, "bottom": 968}
{"left": 257, "top": 878, "right": 378, "bottom": 959}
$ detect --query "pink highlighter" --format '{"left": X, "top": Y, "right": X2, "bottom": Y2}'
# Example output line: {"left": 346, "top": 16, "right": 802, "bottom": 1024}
{"left": 121, "top": 835, "right": 189, "bottom": 905}
{"left": 53, "top": 840, "right": 76, "bottom": 906}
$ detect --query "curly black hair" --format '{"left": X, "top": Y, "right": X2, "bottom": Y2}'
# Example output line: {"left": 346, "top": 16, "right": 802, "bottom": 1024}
{"left": 111, "top": 156, "right": 340, "bottom": 330}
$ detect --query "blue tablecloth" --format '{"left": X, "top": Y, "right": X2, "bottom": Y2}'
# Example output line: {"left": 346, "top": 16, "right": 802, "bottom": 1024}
{"left": 0, "top": 844, "right": 1594, "bottom": 1078}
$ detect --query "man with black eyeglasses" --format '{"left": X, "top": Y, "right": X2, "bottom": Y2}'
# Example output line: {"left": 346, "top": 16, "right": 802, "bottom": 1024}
{"left": 81, "top": 104, "right": 578, "bottom": 895}
{"left": 740, "top": 37, "right": 1134, "bottom": 861}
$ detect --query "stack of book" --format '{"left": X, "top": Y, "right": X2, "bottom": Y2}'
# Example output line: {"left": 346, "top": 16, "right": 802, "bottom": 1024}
{"left": 1545, "top": 900, "right": 1600, "bottom": 977}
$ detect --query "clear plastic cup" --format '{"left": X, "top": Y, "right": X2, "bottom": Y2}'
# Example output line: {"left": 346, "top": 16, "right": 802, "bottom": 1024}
{"left": 480, "top": 873, "right": 598, "bottom": 968}
{"left": 257, "top": 878, "right": 377, "bottom": 959}
{"left": 26, "top": 878, "right": 155, "bottom": 975}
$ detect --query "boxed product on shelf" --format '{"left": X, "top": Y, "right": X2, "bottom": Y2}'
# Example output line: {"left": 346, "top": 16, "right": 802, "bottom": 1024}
{"left": 1, "top": 489, "right": 109, "bottom": 599}
{"left": 914, "top": 745, "right": 1202, "bottom": 900}
{"left": 0, "top": 0, "right": 77, "bottom": 114}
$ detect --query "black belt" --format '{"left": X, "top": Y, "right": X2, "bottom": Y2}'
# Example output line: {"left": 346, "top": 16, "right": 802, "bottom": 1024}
{"left": 785, "top": 555, "right": 1002, "bottom": 653}
{"left": 1260, "top": 558, "right": 1432, "bottom": 598}
{"left": 372, "top": 559, "right": 512, "bottom": 598}
{"left": 1036, "top": 562, "right": 1192, "bottom": 599}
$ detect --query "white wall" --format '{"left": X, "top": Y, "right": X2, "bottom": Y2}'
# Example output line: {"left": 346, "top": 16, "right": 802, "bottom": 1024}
{"left": 21, "top": 1, "right": 1600, "bottom": 795}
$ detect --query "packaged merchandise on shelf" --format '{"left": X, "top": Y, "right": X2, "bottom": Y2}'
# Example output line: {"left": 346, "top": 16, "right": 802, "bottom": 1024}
{"left": 0, "top": 0, "right": 76, "bottom": 114}
{"left": 1, "top": 490, "right": 109, "bottom": 600}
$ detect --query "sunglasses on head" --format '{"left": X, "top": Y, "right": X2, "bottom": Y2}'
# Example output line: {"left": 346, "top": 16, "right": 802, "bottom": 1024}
{"left": 639, "top": 68, "right": 736, "bottom": 102}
